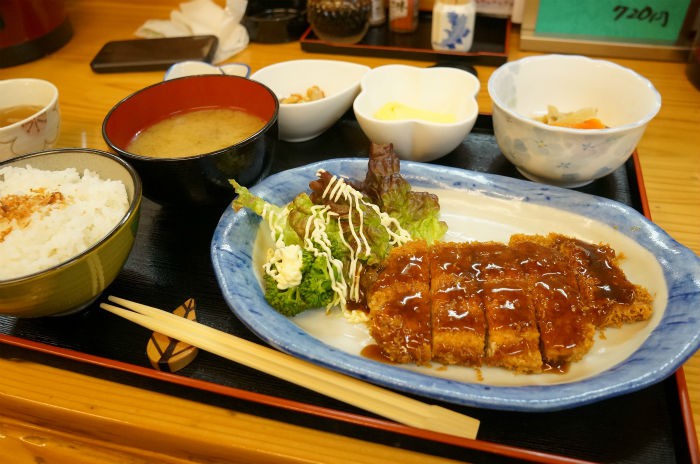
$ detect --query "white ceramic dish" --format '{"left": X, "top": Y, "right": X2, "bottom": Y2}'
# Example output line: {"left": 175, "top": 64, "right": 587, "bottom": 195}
{"left": 163, "top": 60, "right": 251, "bottom": 80}
{"left": 249, "top": 59, "right": 370, "bottom": 142}
{"left": 211, "top": 159, "right": 700, "bottom": 412}
{"left": 353, "top": 65, "right": 479, "bottom": 162}
{"left": 488, "top": 54, "right": 661, "bottom": 188}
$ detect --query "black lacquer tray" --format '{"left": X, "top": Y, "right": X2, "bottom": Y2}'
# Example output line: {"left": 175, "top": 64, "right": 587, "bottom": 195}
{"left": 300, "top": 13, "right": 510, "bottom": 66}
{"left": 1, "top": 114, "right": 697, "bottom": 463}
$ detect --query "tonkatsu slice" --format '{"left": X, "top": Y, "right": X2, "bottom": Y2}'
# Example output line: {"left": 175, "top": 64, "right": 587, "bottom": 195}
{"left": 509, "top": 235, "right": 595, "bottom": 364}
{"left": 430, "top": 242, "right": 486, "bottom": 366}
{"left": 549, "top": 234, "right": 653, "bottom": 328}
{"left": 367, "top": 240, "right": 433, "bottom": 365}
{"left": 472, "top": 242, "right": 543, "bottom": 373}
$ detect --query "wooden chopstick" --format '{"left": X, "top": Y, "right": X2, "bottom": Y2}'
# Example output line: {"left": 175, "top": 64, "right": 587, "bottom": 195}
{"left": 100, "top": 295, "right": 480, "bottom": 439}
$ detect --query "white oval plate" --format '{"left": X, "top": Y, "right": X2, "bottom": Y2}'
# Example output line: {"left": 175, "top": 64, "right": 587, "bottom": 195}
{"left": 211, "top": 159, "right": 700, "bottom": 411}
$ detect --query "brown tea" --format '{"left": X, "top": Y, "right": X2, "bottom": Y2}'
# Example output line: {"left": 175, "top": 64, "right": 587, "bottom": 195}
{"left": 0, "top": 105, "right": 43, "bottom": 128}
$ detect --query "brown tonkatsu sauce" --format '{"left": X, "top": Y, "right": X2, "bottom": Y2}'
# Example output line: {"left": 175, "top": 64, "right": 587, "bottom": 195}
{"left": 360, "top": 344, "right": 397, "bottom": 363}
{"left": 512, "top": 238, "right": 594, "bottom": 364}
{"left": 430, "top": 242, "right": 486, "bottom": 365}
{"left": 365, "top": 233, "right": 653, "bottom": 374}
{"left": 553, "top": 236, "right": 639, "bottom": 327}
{"left": 569, "top": 239, "right": 636, "bottom": 303}
{"left": 366, "top": 241, "right": 432, "bottom": 364}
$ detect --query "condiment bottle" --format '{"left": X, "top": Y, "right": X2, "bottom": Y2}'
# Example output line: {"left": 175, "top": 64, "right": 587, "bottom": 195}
{"left": 431, "top": 0, "right": 476, "bottom": 52}
{"left": 369, "top": 0, "right": 386, "bottom": 26}
{"left": 389, "top": 0, "right": 418, "bottom": 33}
{"left": 307, "top": 0, "right": 372, "bottom": 44}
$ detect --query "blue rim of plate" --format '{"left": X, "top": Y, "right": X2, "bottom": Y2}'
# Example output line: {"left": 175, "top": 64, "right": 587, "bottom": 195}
{"left": 210, "top": 159, "right": 700, "bottom": 412}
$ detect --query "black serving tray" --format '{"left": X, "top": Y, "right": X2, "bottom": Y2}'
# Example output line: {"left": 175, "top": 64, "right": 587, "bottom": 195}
{"left": 300, "top": 13, "right": 510, "bottom": 66}
{"left": 1, "top": 114, "right": 697, "bottom": 463}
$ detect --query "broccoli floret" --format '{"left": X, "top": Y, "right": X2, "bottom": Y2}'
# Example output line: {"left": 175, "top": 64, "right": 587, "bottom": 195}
{"left": 263, "top": 250, "right": 336, "bottom": 316}
{"left": 263, "top": 273, "right": 307, "bottom": 317}
{"left": 298, "top": 252, "right": 335, "bottom": 308}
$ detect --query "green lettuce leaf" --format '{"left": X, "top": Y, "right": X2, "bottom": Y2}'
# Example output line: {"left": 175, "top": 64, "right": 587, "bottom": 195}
{"left": 353, "top": 143, "right": 447, "bottom": 244}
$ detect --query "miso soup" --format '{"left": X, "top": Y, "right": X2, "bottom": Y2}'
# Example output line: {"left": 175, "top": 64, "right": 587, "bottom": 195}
{"left": 127, "top": 107, "right": 267, "bottom": 158}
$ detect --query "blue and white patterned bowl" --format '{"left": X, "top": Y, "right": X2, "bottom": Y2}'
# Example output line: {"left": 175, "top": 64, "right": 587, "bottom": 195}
{"left": 488, "top": 55, "right": 661, "bottom": 188}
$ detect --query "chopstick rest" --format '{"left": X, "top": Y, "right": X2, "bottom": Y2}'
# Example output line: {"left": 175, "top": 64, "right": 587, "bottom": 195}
{"left": 100, "top": 295, "right": 480, "bottom": 439}
{"left": 146, "top": 298, "right": 199, "bottom": 372}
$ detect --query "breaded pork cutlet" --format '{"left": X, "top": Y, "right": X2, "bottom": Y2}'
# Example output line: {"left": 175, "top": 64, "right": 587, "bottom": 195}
{"left": 472, "top": 242, "right": 543, "bottom": 373}
{"left": 549, "top": 234, "right": 654, "bottom": 328}
{"left": 365, "top": 234, "right": 653, "bottom": 374}
{"left": 509, "top": 235, "right": 595, "bottom": 364}
{"left": 366, "top": 240, "right": 432, "bottom": 365}
{"left": 430, "top": 242, "right": 486, "bottom": 366}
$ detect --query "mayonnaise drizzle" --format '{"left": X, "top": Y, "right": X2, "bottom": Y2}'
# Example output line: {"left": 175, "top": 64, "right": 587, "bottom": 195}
{"left": 263, "top": 169, "right": 412, "bottom": 320}
{"left": 303, "top": 204, "right": 347, "bottom": 309}
{"left": 261, "top": 202, "right": 290, "bottom": 248}
{"left": 314, "top": 170, "right": 411, "bottom": 315}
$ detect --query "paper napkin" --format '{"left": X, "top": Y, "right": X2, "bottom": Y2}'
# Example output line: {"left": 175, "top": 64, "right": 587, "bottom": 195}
{"left": 135, "top": 0, "right": 249, "bottom": 63}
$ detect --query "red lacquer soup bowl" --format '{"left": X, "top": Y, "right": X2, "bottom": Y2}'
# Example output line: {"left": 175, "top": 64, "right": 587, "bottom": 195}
{"left": 103, "top": 75, "right": 278, "bottom": 206}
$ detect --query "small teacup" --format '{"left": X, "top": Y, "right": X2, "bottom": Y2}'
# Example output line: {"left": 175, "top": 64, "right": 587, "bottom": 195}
{"left": 0, "top": 78, "right": 60, "bottom": 162}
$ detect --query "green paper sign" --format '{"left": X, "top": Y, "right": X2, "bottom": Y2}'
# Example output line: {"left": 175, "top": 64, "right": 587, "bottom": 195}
{"left": 535, "top": 0, "right": 690, "bottom": 44}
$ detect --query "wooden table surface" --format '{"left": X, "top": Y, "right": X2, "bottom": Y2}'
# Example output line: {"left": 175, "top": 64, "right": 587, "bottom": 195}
{"left": 1, "top": 1, "right": 699, "bottom": 462}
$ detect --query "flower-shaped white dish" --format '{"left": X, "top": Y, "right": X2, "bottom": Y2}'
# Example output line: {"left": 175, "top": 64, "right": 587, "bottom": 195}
{"left": 211, "top": 159, "right": 700, "bottom": 412}
{"left": 353, "top": 65, "right": 479, "bottom": 162}
{"left": 164, "top": 60, "right": 251, "bottom": 80}
{"left": 250, "top": 59, "right": 370, "bottom": 142}
{"left": 488, "top": 54, "right": 661, "bottom": 188}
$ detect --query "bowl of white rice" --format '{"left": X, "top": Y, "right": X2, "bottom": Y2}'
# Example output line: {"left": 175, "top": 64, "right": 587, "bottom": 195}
{"left": 0, "top": 148, "right": 141, "bottom": 317}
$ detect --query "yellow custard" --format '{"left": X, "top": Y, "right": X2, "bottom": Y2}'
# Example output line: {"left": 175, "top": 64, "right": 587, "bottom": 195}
{"left": 374, "top": 102, "right": 456, "bottom": 123}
